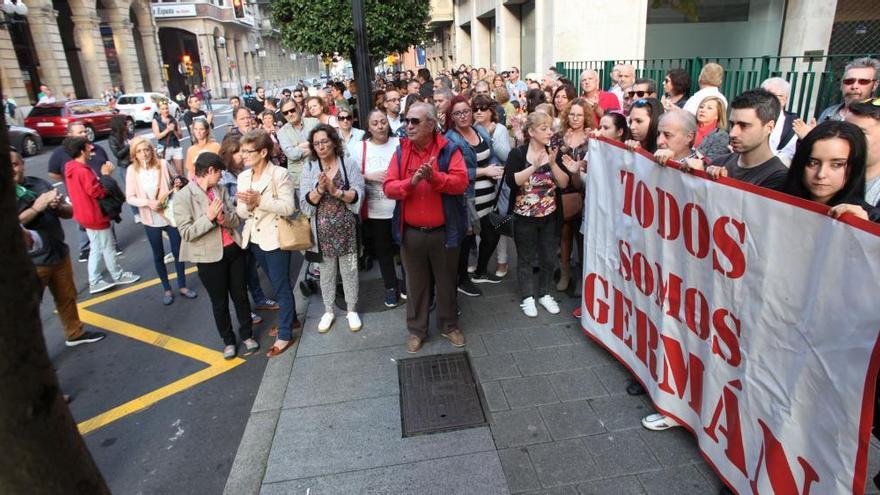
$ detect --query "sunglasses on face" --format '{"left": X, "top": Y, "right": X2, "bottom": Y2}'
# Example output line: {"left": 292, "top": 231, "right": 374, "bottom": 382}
{"left": 843, "top": 78, "right": 877, "bottom": 86}
{"left": 338, "top": 115, "right": 353, "bottom": 121}
{"left": 627, "top": 90, "right": 649, "bottom": 98}
{"left": 404, "top": 117, "right": 424, "bottom": 126}
{"left": 283, "top": 108, "right": 297, "bottom": 115}
{"left": 473, "top": 106, "right": 491, "bottom": 113}
{"left": 632, "top": 99, "right": 653, "bottom": 109}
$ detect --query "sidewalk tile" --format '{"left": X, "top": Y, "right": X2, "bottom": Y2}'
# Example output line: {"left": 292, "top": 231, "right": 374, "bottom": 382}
{"left": 638, "top": 428, "right": 703, "bottom": 467}
{"left": 513, "top": 345, "right": 591, "bottom": 376}
{"left": 263, "top": 395, "right": 495, "bottom": 482}
{"left": 526, "top": 324, "right": 575, "bottom": 349}
{"left": 547, "top": 369, "right": 608, "bottom": 402}
{"left": 465, "top": 332, "right": 489, "bottom": 357}
{"left": 583, "top": 430, "right": 660, "bottom": 477}
{"left": 472, "top": 353, "right": 522, "bottom": 382}
{"left": 577, "top": 475, "right": 646, "bottom": 494}
{"left": 527, "top": 438, "right": 599, "bottom": 487}
{"left": 459, "top": 310, "right": 500, "bottom": 334}
{"left": 282, "top": 346, "right": 399, "bottom": 409}
{"left": 490, "top": 407, "right": 551, "bottom": 448}
{"left": 637, "top": 465, "right": 715, "bottom": 494}
{"left": 495, "top": 307, "right": 563, "bottom": 330}
{"left": 482, "top": 329, "right": 533, "bottom": 355}
{"left": 693, "top": 462, "right": 724, "bottom": 491}
{"left": 588, "top": 395, "right": 652, "bottom": 432}
{"left": 261, "top": 451, "right": 508, "bottom": 495}
{"left": 460, "top": 293, "right": 521, "bottom": 315}
{"left": 498, "top": 447, "right": 541, "bottom": 493}
{"left": 593, "top": 362, "right": 637, "bottom": 396}
{"left": 296, "top": 310, "right": 406, "bottom": 357}
{"left": 520, "top": 485, "right": 579, "bottom": 495}
{"left": 482, "top": 381, "right": 509, "bottom": 412}
{"left": 501, "top": 375, "right": 559, "bottom": 409}
{"left": 538, "top": 400, "right": 604, "bottom": 440}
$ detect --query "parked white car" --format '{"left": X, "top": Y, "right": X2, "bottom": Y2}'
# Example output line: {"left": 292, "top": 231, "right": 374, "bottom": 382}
{"left": 115, "top": 93, "right": 181, "bottom": 125}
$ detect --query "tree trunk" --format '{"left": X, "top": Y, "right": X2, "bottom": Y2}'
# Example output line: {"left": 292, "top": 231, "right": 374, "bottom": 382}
{"left": 0, "top": 97, "right": 110, "bottom": 492}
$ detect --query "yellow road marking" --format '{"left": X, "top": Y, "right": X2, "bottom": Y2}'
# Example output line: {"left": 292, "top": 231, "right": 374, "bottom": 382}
{"left": 73, "top": 268, "right": 250, "bottom": 435}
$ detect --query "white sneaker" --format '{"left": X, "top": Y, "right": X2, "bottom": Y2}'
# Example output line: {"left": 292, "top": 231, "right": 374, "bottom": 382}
{"left": 641, "top": 413, "right": 681, "bottom": 431}
{"left": 520, "top": 297, "right": 538, "bottom": 317}
{"left": 114, "top": 272, "right": 141, "bottom": 285}
{"left": 164, "top": 253, "right": 175, "bottom": 264}
{"left": 538, "top": 294, "right": 560, "bottom": 314}
{"left": 318, "top": 312, "right": 335, "bottom": 333}
{"left": 347, "top": 312, "right": 362, "bottom": 332}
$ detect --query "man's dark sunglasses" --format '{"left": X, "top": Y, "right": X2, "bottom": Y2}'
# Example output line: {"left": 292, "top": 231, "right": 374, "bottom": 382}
{"left": 283, "top": 108, "right": 298, "bottom": 115}
{"left": 404, "top": 117, "right": 424, "bottom": 126}
{"left": 843, "top": 78, "right": 877, "bottom": 86}
{"left": 627, "top": 90, "right": 649, "bottom": 98}
{"left": 338, "top": 115, "right": 353, "bottom": 121}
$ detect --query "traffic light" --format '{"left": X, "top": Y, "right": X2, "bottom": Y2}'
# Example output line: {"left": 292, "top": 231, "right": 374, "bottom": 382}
{"left": 232, "top": 0, "right": 244, "bottom": 19}
{"left": 182, "top": 54, "right": 194, "bottom": 77}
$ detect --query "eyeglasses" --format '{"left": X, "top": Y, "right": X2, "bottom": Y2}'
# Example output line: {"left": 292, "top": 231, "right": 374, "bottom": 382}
{"left": 293, "top": 94, "right": 303, "bottom": 98}
{"left": 842, "top": 78, "right": 877, "bottom": 86}
{"left": 240, "top": 148, "right": 259, "bottom": 155}
{"left": 627, "top": 90, "right": 649, "bottom": 98}
{"left": 338, "top": 115, "right": 353, "bottom": 121}
{"left": 452, "top": 109, "right": 472, "bottom": 118}
{"left": 385, "top": 97, "right": 400, "bottom": 102}
{"left": 312, "top": 139, "right": 332, "bottom": 147}
{"left": 283, "top": 108, "right": 298, "bottom": 115}
{"left": 404, "top": 117, "right": 424, "bottom": 126}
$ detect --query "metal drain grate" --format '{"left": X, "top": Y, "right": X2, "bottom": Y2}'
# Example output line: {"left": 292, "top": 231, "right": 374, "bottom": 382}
{"left": 398, "top": 352, "right": 487, "bottom": 437}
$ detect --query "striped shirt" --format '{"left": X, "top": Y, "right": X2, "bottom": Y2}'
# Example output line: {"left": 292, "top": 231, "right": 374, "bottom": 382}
{"left": 472, "top": 135, "right": 497, "bottom": 218}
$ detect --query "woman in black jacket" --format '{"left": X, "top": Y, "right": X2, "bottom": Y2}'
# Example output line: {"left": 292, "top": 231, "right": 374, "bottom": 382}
{"left": 108, "top": 114, "right": 137, "bottom": 218}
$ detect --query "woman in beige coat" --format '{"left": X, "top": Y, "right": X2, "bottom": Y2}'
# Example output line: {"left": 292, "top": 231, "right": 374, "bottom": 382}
{"left": 174, "top": 152, "right": 258, "bottom": 360}
{"left": 235, "top": 129, "right": 300, "bottom": 357}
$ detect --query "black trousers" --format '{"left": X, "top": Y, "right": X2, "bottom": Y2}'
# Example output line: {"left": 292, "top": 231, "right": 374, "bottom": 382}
{"left": 197, "top": 244, "right": 253, "bottom": 346}
{"left": 363, "top": 218, "right": 402, "bottom": 291}
{"left": 513, "top": 214, "right": 559, "bottom": 299}
{"left": 457, "top": 216, "right": 501, "bottom": 280}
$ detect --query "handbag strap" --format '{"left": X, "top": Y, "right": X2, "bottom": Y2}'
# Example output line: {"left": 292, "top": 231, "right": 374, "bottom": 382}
{"left": 361, "top": 140, "right": 367, "bottom": 174}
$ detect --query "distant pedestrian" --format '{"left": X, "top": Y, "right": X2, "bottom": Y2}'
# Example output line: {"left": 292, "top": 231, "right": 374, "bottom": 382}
{"left": 152, "top": 102, "right": 184, "bottom": 177}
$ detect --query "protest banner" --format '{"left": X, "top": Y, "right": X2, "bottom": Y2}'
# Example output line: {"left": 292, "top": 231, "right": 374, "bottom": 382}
{"left": 580, "top": 139, "right": 880, "bottom": 494}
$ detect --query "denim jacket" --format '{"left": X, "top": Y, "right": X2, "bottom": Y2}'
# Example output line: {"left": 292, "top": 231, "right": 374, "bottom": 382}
{"left": 444, "top": 124, "right": 500, "bottom": 198}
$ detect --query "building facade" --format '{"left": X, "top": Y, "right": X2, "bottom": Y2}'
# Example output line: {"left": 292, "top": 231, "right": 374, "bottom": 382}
{"left": 0, "top": 0, "right": 320, "bottom": 108}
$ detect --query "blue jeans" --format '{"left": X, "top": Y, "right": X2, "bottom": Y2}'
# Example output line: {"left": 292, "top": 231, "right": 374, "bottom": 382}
{"left": 245, "top": 248, "right": 268, "bottom": 303}
{"left": 251, "top": 244, "right": 297, "bottom": 340}
{"left": 144, "top": 224, "right": 186, "bottom": 291}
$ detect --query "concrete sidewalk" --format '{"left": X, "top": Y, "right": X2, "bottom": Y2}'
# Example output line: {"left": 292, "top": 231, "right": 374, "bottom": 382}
{"left": 225, "top": 261, "right": 880, "bottom": 494}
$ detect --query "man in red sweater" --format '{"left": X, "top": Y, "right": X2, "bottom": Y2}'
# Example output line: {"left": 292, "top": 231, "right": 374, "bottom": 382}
{"left": 63, "top": 136, "right": 140, "bottom": 294}
{"left": 384, "top": 102, "right": 469, "bottom": 353}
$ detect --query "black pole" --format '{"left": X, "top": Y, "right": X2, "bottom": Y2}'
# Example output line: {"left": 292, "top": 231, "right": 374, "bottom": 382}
{"left": 351, "top": 0, "right": 372, "bottom": 126}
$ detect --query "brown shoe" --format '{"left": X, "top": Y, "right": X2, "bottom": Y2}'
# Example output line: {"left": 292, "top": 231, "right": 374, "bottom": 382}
{"left": 442, "top": 329, "right": 466, "bottom": 347}
{"left": 268, "top": 320, "right": 302, "bottom": 337}
{"left": 406, "top": 334, "right": 423, "bottom": 353}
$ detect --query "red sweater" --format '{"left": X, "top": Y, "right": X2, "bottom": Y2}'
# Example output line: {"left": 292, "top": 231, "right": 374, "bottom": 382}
{"left": 65, "top": 159, "right": 109, "bottom": 230}
{"left": 384, "top": 133, "right": 468, "bottom": 228}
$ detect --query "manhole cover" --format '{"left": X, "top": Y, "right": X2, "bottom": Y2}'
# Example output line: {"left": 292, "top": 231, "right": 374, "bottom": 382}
{"left": 398, "top": 352, "right": 487, "bottom": 437}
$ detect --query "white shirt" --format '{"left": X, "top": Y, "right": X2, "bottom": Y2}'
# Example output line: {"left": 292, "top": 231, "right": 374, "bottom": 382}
{"left": 137, "top": 167, "right": 168, "bottom": 227}
{"left": 388, "top": 114, "right": 403, "bottom": 134}
{"left": 347, "top": 137, "right": 399, "bottom": 219}
{"left": 768, "top": 111, "right": 797, "bottom": 166}
{"left": 683, "top": 87, "right": 728, "bottom": 116}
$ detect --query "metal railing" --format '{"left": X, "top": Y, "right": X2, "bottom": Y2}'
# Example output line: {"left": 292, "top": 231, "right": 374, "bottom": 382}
{"left": 556, "top": 54, "right": 876, "bottom": 120}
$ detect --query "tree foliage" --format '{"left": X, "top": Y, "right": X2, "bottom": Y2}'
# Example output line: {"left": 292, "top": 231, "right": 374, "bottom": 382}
{"left": 272, "top": 0, "right": 431, "bottom": 59}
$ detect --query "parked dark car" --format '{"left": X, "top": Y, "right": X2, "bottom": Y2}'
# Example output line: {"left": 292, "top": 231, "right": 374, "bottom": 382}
{"left": 7, "top": 124, "right": 43, "bottom": 157}
{"left": 24, "top": 99, "right": 131, "bottom": 143}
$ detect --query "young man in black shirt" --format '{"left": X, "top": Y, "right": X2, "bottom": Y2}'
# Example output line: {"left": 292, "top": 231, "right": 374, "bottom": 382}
{"left": 691, "top": 89, "right": 788, "bottom": 191}
{"left": 14, "top": 150, "right": 105, "bottom": 346}
{"left": 181, "top": 94, "right": 214, "bottom": 136}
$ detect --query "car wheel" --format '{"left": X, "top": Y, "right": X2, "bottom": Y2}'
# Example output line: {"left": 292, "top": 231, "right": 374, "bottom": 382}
{"left": 126, "top": 117, "right": 135, "bottom": 135}
{"left": 21, "top": 135, "right": 39, "bottom": 157}
{"left": 85, "top": 126, "right": 95, "bottom": 143}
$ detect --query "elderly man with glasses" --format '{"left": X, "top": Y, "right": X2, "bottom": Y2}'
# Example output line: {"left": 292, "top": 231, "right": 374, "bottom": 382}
{"left": 278, "top": 100, "right": 318, "bottom": 191}
{"left": 383, "top": 102, "right": 469, "bottom": 353}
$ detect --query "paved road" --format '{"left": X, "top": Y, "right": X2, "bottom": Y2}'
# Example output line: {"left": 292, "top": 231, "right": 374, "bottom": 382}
{"left": 30, "top": 105, "right": 286, "bottom": 494}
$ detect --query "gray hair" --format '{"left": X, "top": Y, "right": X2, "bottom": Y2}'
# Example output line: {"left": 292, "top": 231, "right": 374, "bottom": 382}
{"left": 761, "top": 77, "right": 791, "bottom": 97}
{"left": 434, "top": 87, "right": 454, "bottom": 100}
{"left": 579, "top": 69, "right": 599, "bottom": 80}
{"left": 844, "top": 57, "right": 880, "bottom": 79}
{"left": 660, "top": 110, "right": 697, "bottom": 141}
{"left": 408, "top": 102, "right": 437, "bottom": 123}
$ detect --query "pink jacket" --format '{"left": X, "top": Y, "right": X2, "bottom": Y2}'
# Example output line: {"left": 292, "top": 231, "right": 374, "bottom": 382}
{"left": 125, "top": 160, "right": 173, "bottom": 227}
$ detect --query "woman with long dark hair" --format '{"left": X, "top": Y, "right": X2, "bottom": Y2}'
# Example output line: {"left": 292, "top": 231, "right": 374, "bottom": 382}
{"left": 782, "top": 120, "right": 879, "bottom": 221}
{"left": 625, "top": 98, "right": 664, "bottom": 153}
{"left": 109, "top": 114, "right": 137, "bottom": 218}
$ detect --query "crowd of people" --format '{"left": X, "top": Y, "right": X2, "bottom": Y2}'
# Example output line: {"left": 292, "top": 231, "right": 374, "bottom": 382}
{"left": 17, "top": 57, "right": 880, "bottom": 483}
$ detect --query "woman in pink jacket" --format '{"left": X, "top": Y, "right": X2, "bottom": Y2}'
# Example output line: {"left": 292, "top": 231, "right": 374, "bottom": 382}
{"left": 126, "top": 136, "right": 197, "bottom": 305}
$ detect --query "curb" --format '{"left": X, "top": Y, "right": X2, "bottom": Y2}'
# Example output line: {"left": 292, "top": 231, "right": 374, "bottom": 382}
{"left": 222, "top": 262, "right": 311, "bottom": 495}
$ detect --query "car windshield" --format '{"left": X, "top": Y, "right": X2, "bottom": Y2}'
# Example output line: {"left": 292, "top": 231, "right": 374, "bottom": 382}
{"left": 117, "top": 96, "right": 144, "bottom": 105}
{"left": 28, "top": 106, "right": 63, "bottom": 117}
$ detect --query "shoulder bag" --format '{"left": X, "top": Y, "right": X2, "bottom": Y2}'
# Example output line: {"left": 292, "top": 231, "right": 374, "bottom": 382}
{"left": 271, "top": 168, "right": 313, "bottom": 251}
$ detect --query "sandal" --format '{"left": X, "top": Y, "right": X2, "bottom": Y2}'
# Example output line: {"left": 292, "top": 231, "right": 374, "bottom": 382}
{"left": 641, "top": 413, "right": 680, "bottom": 431}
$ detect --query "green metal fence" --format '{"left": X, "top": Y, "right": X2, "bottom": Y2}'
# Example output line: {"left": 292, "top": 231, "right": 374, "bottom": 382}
{"left": 556, "top": 54, "right": 876, "bottom": 120}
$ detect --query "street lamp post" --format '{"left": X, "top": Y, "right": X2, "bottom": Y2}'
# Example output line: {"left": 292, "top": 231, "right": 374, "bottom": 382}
{"left": 351, "top": 0, "right": 371, "bottom": 127}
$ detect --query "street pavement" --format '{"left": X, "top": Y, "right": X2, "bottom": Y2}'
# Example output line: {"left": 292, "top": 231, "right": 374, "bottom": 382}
{"left": 30, "top": 104, "right": 305, "bottom": 494}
